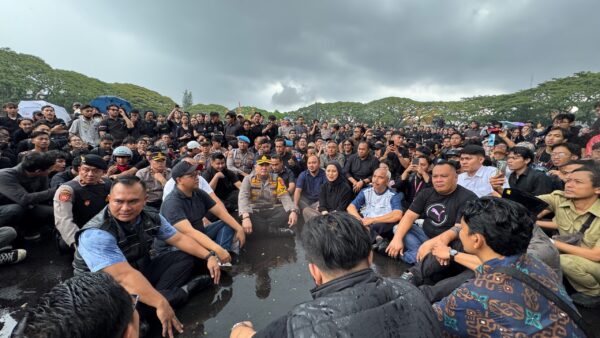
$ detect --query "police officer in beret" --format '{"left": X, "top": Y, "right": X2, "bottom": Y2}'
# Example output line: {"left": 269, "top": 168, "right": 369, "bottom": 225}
{"left": 54, "top": 154, "right": 111, "bottom": 250}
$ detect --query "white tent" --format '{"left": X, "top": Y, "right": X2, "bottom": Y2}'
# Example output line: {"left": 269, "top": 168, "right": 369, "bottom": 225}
{"left": 17, "top": 100, "right": 71, "bottom": 123}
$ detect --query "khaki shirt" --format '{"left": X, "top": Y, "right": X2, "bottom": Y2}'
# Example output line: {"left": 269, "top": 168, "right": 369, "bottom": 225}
{"left": 238, "top": 173, "right": 294, "bottom": 215}
{"left": 538, "top": 191, "right": 600, "bottom": 248}
{"left": 227, "top": 148, "right": 255, "bottom": 175}
{"left": 135, "top": 167, "right": 172, "bottom": 202}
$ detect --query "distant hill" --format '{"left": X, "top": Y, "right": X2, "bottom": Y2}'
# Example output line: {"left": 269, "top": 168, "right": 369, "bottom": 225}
{"left": 0, "top": 48, "right": 176, "bottom": 113}
{"left": 288, "top": 72, "right": 600, "bottom": 126}
{"left": 1, "top": 48, "right": 598, "bottom": 125}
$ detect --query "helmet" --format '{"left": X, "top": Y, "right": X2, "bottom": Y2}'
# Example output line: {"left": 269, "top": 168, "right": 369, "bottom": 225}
{"left": 112, "top": 146, "right": 133, "bottom": 157}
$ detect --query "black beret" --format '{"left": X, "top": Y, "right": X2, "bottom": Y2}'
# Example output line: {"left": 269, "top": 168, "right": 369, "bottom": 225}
{"left": 80, "top": 154, "right": 107, "bottom": 170}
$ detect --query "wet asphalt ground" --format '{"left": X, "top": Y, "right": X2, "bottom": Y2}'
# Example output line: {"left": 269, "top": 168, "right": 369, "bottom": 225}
{"left": 1, "top": 231, "right": 600, "bottom": 338}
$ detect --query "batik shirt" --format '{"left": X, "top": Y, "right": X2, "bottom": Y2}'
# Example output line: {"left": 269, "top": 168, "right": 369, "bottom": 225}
{"left": 433, "top": 254, "right": 584, "bottom": 337}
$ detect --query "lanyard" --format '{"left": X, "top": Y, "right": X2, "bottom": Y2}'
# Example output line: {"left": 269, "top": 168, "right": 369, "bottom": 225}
{"left": 414, "top": 178, "right": 424, "bottom": 193}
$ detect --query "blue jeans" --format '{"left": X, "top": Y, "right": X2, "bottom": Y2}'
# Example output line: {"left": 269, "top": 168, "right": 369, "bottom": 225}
{"left": 204, "top": 220, "right": 234, "bottom": 251}
{"left": 395, "top": 223, "right": 429, "bottom": 265}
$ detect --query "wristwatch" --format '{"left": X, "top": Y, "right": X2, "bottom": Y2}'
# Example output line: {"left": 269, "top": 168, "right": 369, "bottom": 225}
{"left": 449, "top": 249, "right": 458, "bottom": 261}
{"left": 204, "top": 250, "right": 216, "bottom": 260}
{"left": 289, "top": 208, "right": 299, "bottom": 214}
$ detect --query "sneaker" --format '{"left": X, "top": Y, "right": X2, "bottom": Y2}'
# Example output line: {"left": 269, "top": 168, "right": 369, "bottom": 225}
{"left": 400, "top": 271, "right": 415, "bottom": 284}
{"left": 571, "top": 292, "right": 600, "bottom": 308}
{"left": 24, "top": 232, "right": 41, "bottom": 241}
{"left": 375, "top": 239, "right": 390, "bottom": 254}
{"left": 0, "top": 249, "right": 27, "bottom": 266}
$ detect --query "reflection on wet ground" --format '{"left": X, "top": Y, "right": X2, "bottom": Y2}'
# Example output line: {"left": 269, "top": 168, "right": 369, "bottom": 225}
{"left": 2, "top": 233, "right": 600, "bottom": 338}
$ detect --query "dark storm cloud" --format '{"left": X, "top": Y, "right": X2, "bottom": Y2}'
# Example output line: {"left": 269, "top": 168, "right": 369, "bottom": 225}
{"left": 2, "top": 0, "right": 600, "bottom": 111}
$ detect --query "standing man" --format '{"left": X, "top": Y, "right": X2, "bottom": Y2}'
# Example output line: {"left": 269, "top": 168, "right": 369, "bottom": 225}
{"left": 98, "top": 104, "right": 134, "bottom": 144}
{"left": 41, "top": 105, "right": 68, "bottom": 148}
{"left": 0, "top": 102, "right": 22, "bottom": 136}
{"left": 293, "top": 155, "right": 327, "bottom": 220}
{"left": 69, "top": 104, "right": 100, "bottom": 147}
{"left": 344, "top": 141, "right": 379, "bottom": 193}
{"left": 224, "top": 111, "right": 241, "bottom": 142}
{"left": 54, "top": 154, "right": 110, "bottom": 249}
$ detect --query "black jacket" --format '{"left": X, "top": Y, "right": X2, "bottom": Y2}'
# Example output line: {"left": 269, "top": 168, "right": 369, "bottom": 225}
{"left": 255, "top": 269, "right": 440, "bottom": 338}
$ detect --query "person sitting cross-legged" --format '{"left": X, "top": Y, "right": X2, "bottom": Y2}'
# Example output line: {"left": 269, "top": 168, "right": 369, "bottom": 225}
{"left": 347, "top": 167, "right": 404, "bottom": 250}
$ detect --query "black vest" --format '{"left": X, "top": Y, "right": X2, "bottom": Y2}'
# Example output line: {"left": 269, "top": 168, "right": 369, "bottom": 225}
{"left": 72, "top": 207, "right": 162, "bottom": 275}
{"left": 64, "top": 179, "right": 111, "bottom": 227}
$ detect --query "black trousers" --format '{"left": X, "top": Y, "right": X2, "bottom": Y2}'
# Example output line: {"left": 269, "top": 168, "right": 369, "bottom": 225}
{"left": 141, "top": 251, "right": 206, "bottom": 309}
{"left": 250, "top": 207, "right": 289, "bottom": 234}
{"left": 222, "top": 190, "right": 239, "bottom": 213}
{"left": 0, "top": 204, "right": 53, "bottom": 236}
{"left": 409, "top": 240, "right": 472, "bottom": 303}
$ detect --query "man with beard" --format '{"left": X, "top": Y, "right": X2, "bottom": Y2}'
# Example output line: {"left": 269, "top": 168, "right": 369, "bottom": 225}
{"left": 293, "top": 155, "right": 327, "bottom": 221}
{"left": 69, "top": 104, "right": 100, "bottom": 147}
{"left": 98, "top": 104, "right": 134, "bottom": 144}
{"left": 344, "top": 141, "right": 379, "bottom": 193}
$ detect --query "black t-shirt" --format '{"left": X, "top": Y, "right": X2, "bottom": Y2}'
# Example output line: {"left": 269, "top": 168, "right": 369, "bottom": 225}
{"left": 202, "top": 167, "right": 239, "bottom": 199}
{"left": 160, "top": 187, "right": 216, "bottom": 230}
{"left": 409, "top": 185, "right": 477, "bottom": 239}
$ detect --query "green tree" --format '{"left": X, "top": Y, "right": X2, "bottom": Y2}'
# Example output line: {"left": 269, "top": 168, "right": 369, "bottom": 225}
{"left": 182, "top": 89, "right": 193, "bottom": 111}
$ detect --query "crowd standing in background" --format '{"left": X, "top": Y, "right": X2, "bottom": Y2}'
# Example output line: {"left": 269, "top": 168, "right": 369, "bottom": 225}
{"left": 2, "top": 100, "right": 600, "bottom": 337}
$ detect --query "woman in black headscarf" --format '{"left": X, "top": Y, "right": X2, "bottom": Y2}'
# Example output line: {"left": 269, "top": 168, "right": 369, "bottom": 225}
{"left": 318, "top": 161, "right": 354, "bottom": 214}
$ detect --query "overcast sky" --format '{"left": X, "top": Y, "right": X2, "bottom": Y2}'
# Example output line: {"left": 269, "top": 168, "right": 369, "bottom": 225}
{"left": 2, "top": 0, "right": 599, "bottom": 111}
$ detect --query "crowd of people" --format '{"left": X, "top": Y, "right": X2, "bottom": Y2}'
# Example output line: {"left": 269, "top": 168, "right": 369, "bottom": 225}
{"left": 2, "top": 100, "right": 600, "bottom": 337}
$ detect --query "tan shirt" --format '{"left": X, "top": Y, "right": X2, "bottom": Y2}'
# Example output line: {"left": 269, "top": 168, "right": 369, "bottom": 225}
{"left": 135, "top": 167, "right": 172, "bottom": 202}
{"left": 537, "top": 191, "right": 600, "bottom": 248}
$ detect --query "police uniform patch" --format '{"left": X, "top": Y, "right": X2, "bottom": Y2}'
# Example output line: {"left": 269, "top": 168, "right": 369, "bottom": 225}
{"left": 58, "top": 190, "right": 72, "bottom": 202}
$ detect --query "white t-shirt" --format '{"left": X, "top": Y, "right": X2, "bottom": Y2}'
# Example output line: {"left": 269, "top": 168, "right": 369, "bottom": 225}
{"left": 162, "top": 175, "right": 214, "bottom": 201}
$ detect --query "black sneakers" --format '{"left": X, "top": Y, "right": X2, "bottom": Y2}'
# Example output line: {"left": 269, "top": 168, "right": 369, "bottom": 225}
{"left": 0, "top": 249, "right": 27, "bottom": 266}
{"left": 180, "top": 275, "right": 213, "bottom": 295}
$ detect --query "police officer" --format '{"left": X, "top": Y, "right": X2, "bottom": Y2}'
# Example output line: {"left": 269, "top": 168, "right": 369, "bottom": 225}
{"left": 54, "top": 154, "right": 111, "bottom": 250}
{"left": 226, "top": 136, "right": 255, "bottom": 180}
{"left": 238, "top": 155, "right": 298, "bottom": 236}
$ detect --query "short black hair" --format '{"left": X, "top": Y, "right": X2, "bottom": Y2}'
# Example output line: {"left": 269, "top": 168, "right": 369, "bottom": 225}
{"left": 572, "top": 164, "right": 600, "bottom": 188}
{"left": 548, "top": 126, "right": 572, "bottom": 141}
{"left": 122, "top": 136, "right": 136, "bottom": 145}
{"left": 210, "top": 152, "right": 226, "bottom": 161}
{"left": 551, "top": 142, "right": 580, "bottom": 157}
{"left": 30, "top": 130, "right": 50, "bottom": 139}
{"left": 301, "top": 212, "right": 371, "bottom": 273}
{"left": 508, "top": 146, "right": 534, "bottom": 162}
{"left": 554, "top": 113, "right": 575, "bottom": 123}
{"left": 463, "top": 197, "right": 533, "bottom": 256}
{"left": 100, "top": 134, "right": 114, "bottom": 142}
{"left": 110, "top": 175, "right": 147, "bottom": 193}
{"left": 21, "top": 152, "right": 56, "bottom": 172}
{"left": 16, "top": 272, "right": 133, "bottom": 338}
{"left": 459, "top": 144, "right": 485, "bottom": 156}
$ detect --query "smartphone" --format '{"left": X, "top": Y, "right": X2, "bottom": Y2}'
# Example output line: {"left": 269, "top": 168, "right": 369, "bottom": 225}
{"left": 496, "top": 160, "right": 507, "bottom": 176}
{"left": 412, "top": 158, "right": 420, "bottom": 165}
{"left": 388, "top": 140, "right": 395, "bottom": 146}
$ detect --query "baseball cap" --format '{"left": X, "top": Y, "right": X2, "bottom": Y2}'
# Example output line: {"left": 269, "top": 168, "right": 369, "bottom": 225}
{"left": 171, "top": 161, "right": 198, "bottom": 180}
{"left": 186, "top": 141, "right": 201, "bottom": 150}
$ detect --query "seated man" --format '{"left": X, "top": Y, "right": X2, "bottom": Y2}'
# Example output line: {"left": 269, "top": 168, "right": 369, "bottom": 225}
{"left": 538, "top": 165, "right": 600, "bottom": 308}
{"left": 54, "top": 154, "right": 111, "bottom": 249}
{"left": 347, "top": 168, "right": 404, "bottom": 244}
{"left": 0, "top": 152, "right": 56, "bottom": 240}
{"left": 73, "top": 176, "right": 220, "bottom": 336}
{"left": 433, "top": 197, "right": 585, "bottom": 337}
{"left": 238, "top": 155, "right": 298, "bottom": 237}
{"left": 490, "top": 146, "right": 554, "bottom": 196}
{"left": 136, "top": 150, "right": 171, "bottom": 209}
{"left": 457, "top": 144, "right": 500, "bottom": 197}
{"left": 226, "top": 135, "right": 254, "bottom": 179}
{"left": 159, "top": 161, "right": 245, "bottom": 262}
{"left": 344, "top": 141, "right": 380, "bottom": 193}
{"left": 14, "top": 272, "right": 139, "bottom": 338}
{"left": 387, "top": 161, "right": 477, "bottom": 265}
{"left": 202, "top": 152, "right": 241, "bottom": 213}
{"left": 0, "top": 226, "right": 26, "bottom": 266}
{"left": 270, "top": 154, "right": 296, "bottom": 195}
{"left": 230, "top": 212, "right": 440, "bottom": 338}
{"left": 293, "top": 155, "right": 327, "bottom": 221}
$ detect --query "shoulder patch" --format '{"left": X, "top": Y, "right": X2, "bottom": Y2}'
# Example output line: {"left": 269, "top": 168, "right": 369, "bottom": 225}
{"left": 58, "top": 189, "right": 72, "bottom": 202}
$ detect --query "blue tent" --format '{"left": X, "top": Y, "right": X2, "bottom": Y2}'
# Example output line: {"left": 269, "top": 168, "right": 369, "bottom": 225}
{"left": 90, "top": 96, "right": 132, "bottom": 114}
